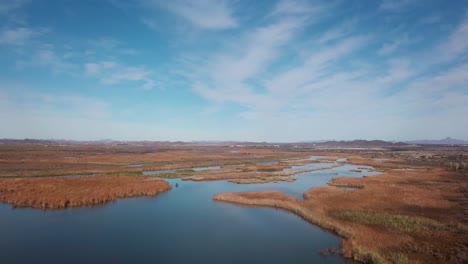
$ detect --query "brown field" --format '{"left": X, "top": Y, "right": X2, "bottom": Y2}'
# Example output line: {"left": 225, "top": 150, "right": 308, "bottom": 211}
{"left": 0, "top": 144, "right": 311, "bottom": 178}
{"left": 214, "top": 154, "right": 468, "bottom": 264}
{"left": 0, "top": 143, "right": 318, "bottom": 209}
{"left": 0, "top": 176, "right": 170, "bottom": 209}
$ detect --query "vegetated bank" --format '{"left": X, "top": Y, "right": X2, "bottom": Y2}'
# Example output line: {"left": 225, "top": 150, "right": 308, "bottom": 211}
{"left": 214, "top": 155, "right": 468, "bottom": 264}
{"left": 0, "top": 176, "right": 171, "bottom": 209}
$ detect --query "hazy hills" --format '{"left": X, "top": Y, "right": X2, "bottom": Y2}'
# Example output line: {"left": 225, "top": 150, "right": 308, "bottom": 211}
{"left": 0, "top": 137, "right": 467, "bottom": 146}
{"left": 405, "top": 137, "right": 468, "bottom": 145}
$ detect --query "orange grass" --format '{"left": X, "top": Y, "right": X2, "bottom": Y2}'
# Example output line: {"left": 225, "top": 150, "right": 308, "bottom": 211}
{"left": 0, "top": 144, "right": 310, "bottom": 178}
{"left": 0, "top": 176, "right": 171, "bottom": 209}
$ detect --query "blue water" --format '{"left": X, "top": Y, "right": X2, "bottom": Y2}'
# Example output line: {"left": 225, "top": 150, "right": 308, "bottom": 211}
{"left": 240, "top": 163, "right": 380, "bottom": 199}
{"left": 309, "top": 156, "right": 327, "bottom": 160}
{"left": 0, "top": 161, "right": 375, "bottom": 264}
{"left": 256, "top": 161, "right": 279, "bottom": 165}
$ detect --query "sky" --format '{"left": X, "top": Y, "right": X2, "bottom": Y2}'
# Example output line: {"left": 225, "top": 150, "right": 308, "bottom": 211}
{"left": 1, "top": 0, "right": 468, "bottom": 142}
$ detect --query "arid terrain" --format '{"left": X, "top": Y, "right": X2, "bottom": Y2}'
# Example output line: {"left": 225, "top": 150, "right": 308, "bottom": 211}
{"left": 0, "top": 140, "right": 467, "bottom": 263}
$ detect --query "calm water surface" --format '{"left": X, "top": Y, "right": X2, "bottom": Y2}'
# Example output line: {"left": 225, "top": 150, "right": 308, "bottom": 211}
{"left": 0, "top": 161, "right": 377, "bottom": 264}
{"left": 256, "top": 161, "right": 279, "bottom": 165}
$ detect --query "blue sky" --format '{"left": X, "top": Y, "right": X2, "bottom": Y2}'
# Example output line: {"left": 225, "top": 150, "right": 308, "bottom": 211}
{"left": 1, "top": 0, "right": 468, "bottom": 142}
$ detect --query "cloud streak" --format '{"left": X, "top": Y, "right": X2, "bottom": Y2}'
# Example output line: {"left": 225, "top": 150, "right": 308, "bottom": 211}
{"left": 0, "top": 27, "right": 46, "bottom": 45}
{"left": 146, "top": 0, "right": 238, "bottom": 30}
{"left": 0, "top": 0, "right": 29, "bottom": 15}
{"left": 379, "top": 0, "right": 417, "bottom": 12}
{"left": 85, "top": 61, "right": 157, "bottom": 90}
{"left": 175, "top": 0, "right": 468, "bottom": 140}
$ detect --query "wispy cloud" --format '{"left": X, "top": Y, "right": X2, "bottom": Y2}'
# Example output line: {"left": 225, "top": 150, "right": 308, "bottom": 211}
{"left": 88, "top": 37, "right": 138, "bottom": 55}
{"left": 189, "top": 17, "right": 305, "bottom": 107}
{"left": 436, "top": 11, "right": 468, "bottom": 63}
{"left": 85, "top": 61, "right": 118, "bottom": 76}
{"left": 405, "top": 62, "right": 468, "bottom": 94}
{"left": 140, "top": 17, "right": 159, "bottom": 30}
{"left": 379, "top": 0, "right": 417, "bottom": 12}
{"left": 0, "top": 27, "right": 46, "bottom": 45}
{"left": 146, "top": 0, "right": 237, "bottom": 30}
{"left": 185, "top": 3, "right": 370, "bottom": 118}
{"left": 377, "top": 35, "right": 417, "bottom": 56}
{"left": 102, "top": 67, "right": 152, "bottom": 85}
{"left": 317, "top": 18, "right": 358, "bottom": 44}
{"left": 270, "top": 0, "right": 320, "bottom": 17}
{"left": 175, "top": 1, "right": 468, "bottom": 140}
{"left": 2, "top": 0, "right": 468, "bottom": 141}
{"left": 0, "top": 0, "right": 29, "bottom": 15}
{"left": 85, "top": 61, "right": 157, "bottom": 90}
{"left": 16, "top": 45, "right": 75, "bottom": 73}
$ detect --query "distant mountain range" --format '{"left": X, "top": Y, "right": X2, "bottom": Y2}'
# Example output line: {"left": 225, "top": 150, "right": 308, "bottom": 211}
{"left": 314, "top": 140, "right": 407, "bottom": 147}
{"left": 405, "top": 137, "right": 468, "bottom": 145}
{"left": 1, "top": 137, "right": 467, "bottom": 146}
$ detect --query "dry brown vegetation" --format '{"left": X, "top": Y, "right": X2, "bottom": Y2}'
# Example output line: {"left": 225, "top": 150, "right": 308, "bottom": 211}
{"left": 0, "top": 143, "right": 349, "bottom": 184}
{"left": 181, "top": 162, "right": 343, "bottom": 182}
{"left": 0, "top": 144, "right": 309, "bottom": 178}
{"left": 0, "top": 176, "right": 171, "bottom": 209}
{"left": 214, "top": 154, "right": 468, "bottom": 264}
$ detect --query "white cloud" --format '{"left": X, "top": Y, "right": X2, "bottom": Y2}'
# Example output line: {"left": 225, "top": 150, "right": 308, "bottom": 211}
{"left": 16, "top": 46, "right": 75, "bottom": 73}
{"left": 141, "top": 17, "right": 159, "bottom": 30}
{"left": 178, "top": 2, "right": 468, "bottom": 141}
{"left": 0, "top": 27, "right": 46, "bottom": 45}
{"left": 436, "top": 12, "right": 468, "bottom": 62}
{"left": 88, "top": 37, "right": 138, "bottom": 55}
{"left": 379, "top": 0, "right": 416, "bottom": 12}
{"left": 85, "top": 61, "right": 118, "bottom": 76}
{"left": 305, "top": 36, "right": 369, "bottom": 68}
{"left": 317, "top": 18, "right": 358, "bottom": 44}
{"left": 102, "top": 66, "right": 151, "bottom": 84}
{"left": 404, "top": 63, "right": 468, "bottom": 94}
{"left": 376, "top": 59, "right": 414, "bottom": 85}
{"left": 147, "top": 0, "right": 237, "bottom": 30}
{"left": 377, "top": 35, "right": 416, "bottom": 56}
{"left": 86, "top": 62, "right": 157, "bottom": 90}
{"left": 189, "top": 17, "right": 304, "bottom": 107}
{"left": 2, "top": 0, "right": 468, "bottom": 141}
{"left": 270, "top": 0, "right": 318, "bottom": 17}
{"left": 0, "top": 0, "right": 29, "bottom": 15}
{"left": 264, "top": 36, "right": 369, "bottom": 97}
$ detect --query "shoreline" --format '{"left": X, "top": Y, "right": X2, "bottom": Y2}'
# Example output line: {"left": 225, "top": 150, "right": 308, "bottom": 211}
{"left": 212, "top": 157, "right": 468, "bottom": 264}
{"left": 0, "top": 176, "right": 171, "bottom": 209}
